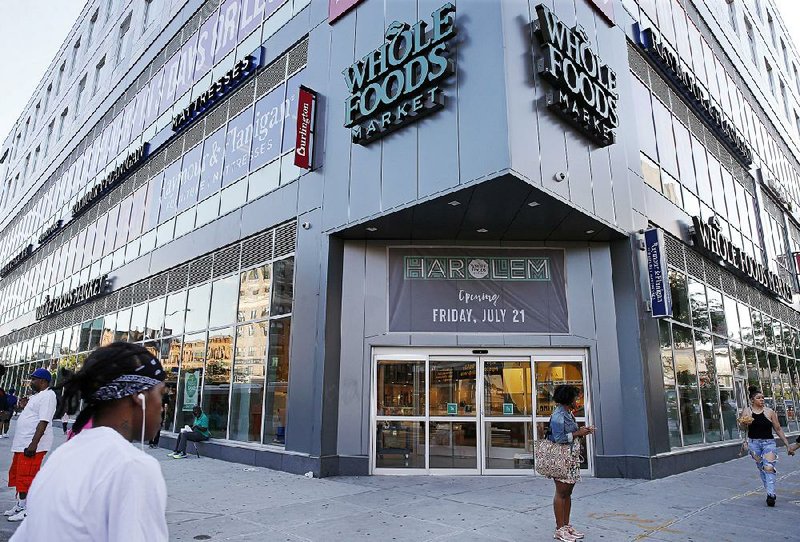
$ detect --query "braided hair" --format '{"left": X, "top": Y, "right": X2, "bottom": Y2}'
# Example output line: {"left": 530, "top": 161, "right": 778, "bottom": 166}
{"left": 58, "top": 342, "right": 163, "bottom": 435}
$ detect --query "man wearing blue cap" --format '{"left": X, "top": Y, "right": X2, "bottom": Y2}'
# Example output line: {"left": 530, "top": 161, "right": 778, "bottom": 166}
{"left": 5, "top": 368, "right": 57, "bottom": 522}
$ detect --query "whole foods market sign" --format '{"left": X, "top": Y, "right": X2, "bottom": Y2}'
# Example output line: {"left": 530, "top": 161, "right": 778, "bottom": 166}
{"left": 36, "top": 274, "right": 109, "bottom": 320}
{"left": 389, "top": 248, "right": 568, "bottom": 333}
{"left": 343, "top": 3, "right": 456, "bottom": 145}
{"left": 691, "top": 216, "right": 792, "bottom": 300}
{"left": 533, "top": 4, "right": 618, "bottom": 147}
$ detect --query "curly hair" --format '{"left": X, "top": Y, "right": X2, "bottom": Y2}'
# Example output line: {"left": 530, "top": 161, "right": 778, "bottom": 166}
{"left": 552, "top": 384, "right": 580, "bottom": 406}
{"left": 57, "top": 342, "right": 160, "bottom": 435}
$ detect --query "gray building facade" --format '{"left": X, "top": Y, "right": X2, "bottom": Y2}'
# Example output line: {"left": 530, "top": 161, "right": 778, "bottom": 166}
{"left": 1, "top": 0, "right": 799, "bottom": 478}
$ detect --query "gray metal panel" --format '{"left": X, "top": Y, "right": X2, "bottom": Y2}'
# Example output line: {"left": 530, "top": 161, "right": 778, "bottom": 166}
{"left": 564, "top": 247, "right": 596, "bottom": 340}
{"left": 362, "top": 243, "right": 386, "bottom": 339}
{"left": 452, "top": 0, "right": 509, "bottom": 190}
{"left": 337, "top": 241, "right": 367, "bottom": 457}
{"left": 240, "top": 182, "right": 299, "bottom": 240}
{"left": 565, "top": 135, "right": 594, "bottom": 214}
{"left": 504, "top": 0, "right": 542, "bottom": 188}
{"left": 374, "top": 0, "right": 421, "bottom": 211}
{"left": 588, "top": 244, "right": 626, "bottom": 455}
{"left": 321, "top": 15, "right": 356, "bottom": 230}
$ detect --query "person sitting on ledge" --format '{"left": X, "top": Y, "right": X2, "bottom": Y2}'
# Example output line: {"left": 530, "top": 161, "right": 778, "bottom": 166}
{"left": 169, "top": 406, "right": 210, "bottom": 459}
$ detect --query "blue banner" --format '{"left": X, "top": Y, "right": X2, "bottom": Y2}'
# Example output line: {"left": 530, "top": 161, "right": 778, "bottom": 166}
{"left": 645, "top": 229, "right": 672, "bottom": 318}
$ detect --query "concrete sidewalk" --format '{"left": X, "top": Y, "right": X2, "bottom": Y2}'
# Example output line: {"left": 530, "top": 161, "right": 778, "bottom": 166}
{"left": 0, "top": 428, "right": 797, "bottom": 541}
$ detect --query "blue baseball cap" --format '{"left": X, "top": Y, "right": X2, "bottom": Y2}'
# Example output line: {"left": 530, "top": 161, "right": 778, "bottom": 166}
{"left": 30, "top": 368, "right": 52, "bottom": 383}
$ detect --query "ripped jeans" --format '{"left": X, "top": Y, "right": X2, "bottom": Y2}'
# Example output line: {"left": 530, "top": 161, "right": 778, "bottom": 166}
{"left": 748, "top": 438, "right": 778, "bottom": 496}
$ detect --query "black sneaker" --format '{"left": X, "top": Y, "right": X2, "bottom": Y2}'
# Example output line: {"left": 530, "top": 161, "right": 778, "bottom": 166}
{"left": 766, "top": 494, "right": 776, "bottom": 507}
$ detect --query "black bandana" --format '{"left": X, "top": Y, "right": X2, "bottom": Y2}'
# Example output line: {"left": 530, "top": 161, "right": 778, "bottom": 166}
{"left": 90, "top": 355, "right": 166, "bottom": 402}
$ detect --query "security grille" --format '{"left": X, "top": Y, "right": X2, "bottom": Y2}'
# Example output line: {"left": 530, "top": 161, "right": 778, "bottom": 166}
{"left": 200, "top": 0, "right": 220, "bottom": 21}
{"left": 165, "top": 137, "right": 184, "bottom": 166}
{"left": 287, "top": 38, "right": 309, "bottom": 76}
{"left": 721, "top": 271, "right": 736, "bottom": 296}
{"left": 150, "top": 274, "right": 168, "bottom": 297}
{"left": 184, "top": 122, "right": 205, "bottom": 151}
{"left": 188, "top": 256, "right": 213, "bottom": 286}
{"left": 165, "top": 31, "right": 183, "bottom": 58}
{"left": 664, "top": 233, "right": 685, "bottom": 271}
{"left": 132, "top": 282, "right": 149, "bottom": 304}
{"left": 256, "top": 56, "right": 288, "bottom": 99}
{"left": 118, "top": 286, "right": 133, "bottom": 307}
{"left": 205, "top": 104, "right": 228, "bottom": 134}
{"left": 167, "top": 265, "right": 190, "bottom": 293}
{"left": 212, "top": 245, "right": 241, "bottom": 277}
{"left": 274, "top": 222, "right": 297, "bottom": 258}
{"left": 229, "top": 80, "right": 255, "bottom": 117}
{"left": 242, "top": 231, "right": 273, "bottom": 268}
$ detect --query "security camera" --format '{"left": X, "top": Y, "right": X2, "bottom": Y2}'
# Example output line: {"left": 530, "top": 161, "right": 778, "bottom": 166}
{"left": 554, "top": 171, "right": 568, "bottom": 182}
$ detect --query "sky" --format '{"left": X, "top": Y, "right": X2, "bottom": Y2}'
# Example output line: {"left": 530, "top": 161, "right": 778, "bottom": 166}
{"left": 0, "top": 0, "right": 798, "bottom": 150}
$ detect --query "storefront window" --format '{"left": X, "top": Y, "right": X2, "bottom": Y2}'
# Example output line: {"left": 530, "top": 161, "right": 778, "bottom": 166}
{"left": 229, "top": 322, "right": 267, "bottom": 442}
{"left": 483, "top": 361, "right": 532, "bottom": 416}
{"left": 377, "top": 360, "right": 425, "bottom": 417}
{"left": 714, "top": 337, "right": 737, "bottom": 440}
{"left": 185, "top": 283, "right": 211, "bottom": 332}
{"left": 688, "top": 279, "right": 710, "bottom": 331}
{"left": 722, "top": 296, "right": 740, "bottom": 341}
{"left": 738, "top": 302, "right": 753, "bottom": 344}
{"left": 146, "top": 296, "right": 166, "bottom": 339}
{"left": 668, "top": 270, "right": 690, "bottom": 325}
{"left": 161, "top": 335, "right": 182, "bottom": 432}
{"left": 271, "top": 258, "right": 294, "bottom": 316}
{"left": 673, "top": 324, "right": 702, "bottom": 445}
{"left": 695, "top": 331, "right": 721, "bottom": 442}
{"left": 164, "top": 291, "right": 187, "bottom": 337}
{"left": 129, "top": 303, "right": 147, "bottom": 342}
{"left": 202, "top": 327, "right": 233, "bottom": 438}
{"left": 238, "top": 265, "right": 271, "bottom": 322}
{"left": 375, "top": 421, "right": 425, "bottom": 469}
{"left": 263, "top": 318, "right": 290, "bottom": 445}
{"left": 430, "top": 360, "right": 477, "bottom": 417}
{"left": 659, "top": 321, "right": 682, "bottom": 448}
{"left": 706, "top": 288, "right": 726, "bottom": 337}
{"left": 176, "top": 332, "right": 205, "bottom": 429}
{"left": 209, "top": 275, "right": 239, "bottom": 329}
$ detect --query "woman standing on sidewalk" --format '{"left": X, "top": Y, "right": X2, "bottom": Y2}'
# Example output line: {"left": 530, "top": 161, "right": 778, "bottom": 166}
{"left": 547, "top": 385, "right": 595, "bottom": 542}
{"left": 740, "top": 386, "right": 794, "bottom": 507}
{"left": 10, "top": 342, "right": 168, "bottom": 541}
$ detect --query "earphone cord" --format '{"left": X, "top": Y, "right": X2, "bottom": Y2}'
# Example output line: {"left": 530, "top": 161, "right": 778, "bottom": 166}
{"left": 140, "top": 393, "right": 146, "bottom": 451}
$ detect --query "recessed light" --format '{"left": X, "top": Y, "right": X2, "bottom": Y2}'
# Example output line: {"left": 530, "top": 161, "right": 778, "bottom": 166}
{"left": 448, "top": 200, "right": 461, "bottom": 206}
{"left": 528, "top": 201, "right": 540, "bottom": 207}
{"left": 366, "top": 227, "right": 378, "bottom": 232}
{"left": 476, "top": 228, "right": 488, "bottom": 233}
{"left": 585, "top": 229, "right": 595, "bottom": 235}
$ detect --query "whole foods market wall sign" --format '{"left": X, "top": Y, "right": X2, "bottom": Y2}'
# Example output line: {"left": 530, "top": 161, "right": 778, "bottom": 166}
{"left": 389, "top": 248, "right": 568, "bottom": 333}
{"left": 343, "top": 3, "right": 456, "bottom": 145}
{"left": 533, "top": 4, "right": 618, "bottom": 147}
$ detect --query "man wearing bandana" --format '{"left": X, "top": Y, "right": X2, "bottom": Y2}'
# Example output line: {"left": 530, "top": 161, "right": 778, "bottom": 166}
{"left": 10, "top": 343, "right": 168, "bottom": 541}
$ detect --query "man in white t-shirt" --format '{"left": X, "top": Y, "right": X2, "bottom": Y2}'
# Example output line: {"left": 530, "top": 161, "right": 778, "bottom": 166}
{"left": 5, "top": 368, "right": 57, "bottom": 522}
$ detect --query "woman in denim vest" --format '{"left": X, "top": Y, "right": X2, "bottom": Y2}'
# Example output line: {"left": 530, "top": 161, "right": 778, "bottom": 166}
{"left": 549, "top": 385, "right": 595, "bottom": 542}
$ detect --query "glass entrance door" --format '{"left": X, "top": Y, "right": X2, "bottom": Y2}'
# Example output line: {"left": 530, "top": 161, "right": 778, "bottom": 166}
{"left": 372, "top": 349, "right": 590, "bottom": 475}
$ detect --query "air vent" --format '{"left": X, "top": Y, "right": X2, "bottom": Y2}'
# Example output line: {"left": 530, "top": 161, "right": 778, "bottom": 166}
{"left": 150, "top": 273, "right": 168, "bottom": 297}
{"left": 184, "top": 122, "right": 205, "bottom": 151}
{"left": 188, "top": 256, "right": 213, "bottom": 286}
{"left": 287, "top": 38, "right": 309, "bottom": 76}
{"left": 242, "top": 231, "right": 273, "bottom": 268}
{"left": 165, "top": 137, "right": 185, "bottom": 165}
{"left": 229, "top": 80, "right": 255, "bottom": 117}
{"left": 132, "top": 282, "right": 149, "bottom": 304}
{"left": 200, "top": 0, "right": 220, "bottom": 21}
{"left": 664, "top": 234, "right": 685, "bottom": 271}
{"left": 167, "top": 264, "right": 189, "bottom": 293}
{"left": 213, "top": 245, "right": 241, "bottom": 277}
{"left": 118, "top": 286, "right": 134, "bottom": 307}
{"left": 256, "top": 56, "right": 288, "bottom": 99}
{"left": 205, "top": 103, "right": 228, "bottom": 134}
{"left": 274, "top": 222, "right": 297, "bottom": 258}
{"left": 720, "top": 272, "right": 736, "bottom": 296}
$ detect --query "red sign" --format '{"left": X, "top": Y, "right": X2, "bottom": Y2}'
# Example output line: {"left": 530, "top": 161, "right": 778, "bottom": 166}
{"left": 586, "top": 0, "right": 614, "bottom": 25}
{"left": 294, "top": 86, "right": 317, "bottom": 170}
{"left": 794, "top": 252, "right": 800, "bottom": 276}
{"left": 329, "top": 0, "right": 363, "bottom": 23}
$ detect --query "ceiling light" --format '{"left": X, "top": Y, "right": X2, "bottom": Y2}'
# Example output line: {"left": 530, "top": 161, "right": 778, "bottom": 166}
{"left": 448, "top": 200, "right": 461, "bottom": 206}
{"left": 476, "top": 228, "right": 488, "bottom": 233}
{"left": 366, "top": 227, "right": 378, "bottom": 232}
{"left": 527, "top": 201, "right": 540, "bottom": 207}
{"left": 585, "top": 230, "right": 595, "bottom": 235}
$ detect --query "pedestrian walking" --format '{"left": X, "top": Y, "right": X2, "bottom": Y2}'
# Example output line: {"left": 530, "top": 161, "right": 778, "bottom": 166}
{"left": 9, "top": 342, "right": 168, "bottom": 541}
{"left": 60, "top": 413, "right": 69, "bottom": 435}
{"left": 535, "top": 385, "right": 595, "bottom": 542}
{"left": 739, "top": 386, "right": 795, "bottom": 507}
{"left": 169, "top": 405, "right": 210, "bottom": 458}
{"left": 148, "top": 391, "right": 170, "bottom": 449}
{"left": 4, "top": 369, "right": 57, "bottom": 522}
{"left": 0, "top": 388, "right": 11, "bottom": 439}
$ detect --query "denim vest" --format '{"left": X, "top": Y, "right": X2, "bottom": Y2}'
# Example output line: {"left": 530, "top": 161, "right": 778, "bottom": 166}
{"left": 548, "top": 405, "right": 579, "bottom": 444}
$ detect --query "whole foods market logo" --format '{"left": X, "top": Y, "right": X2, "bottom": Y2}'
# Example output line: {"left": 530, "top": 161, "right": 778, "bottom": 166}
{"left": 343, "top": 3, "right": 456, "bottom": 145}
{"left": 533, "top": 4, "right": 618, "bottom": 147}
{"left": 404, "top": 256, "right": 551, "bottom": 281}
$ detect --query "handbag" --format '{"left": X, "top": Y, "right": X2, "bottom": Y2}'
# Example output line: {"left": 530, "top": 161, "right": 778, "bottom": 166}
{"left": 534, "top": 436, "right": 582, "bottom": 481}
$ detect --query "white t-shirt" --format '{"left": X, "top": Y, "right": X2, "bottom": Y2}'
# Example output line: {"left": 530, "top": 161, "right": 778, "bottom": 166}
{"left": 10, "top": 426, "right": 168, "bottom": 542}
{"left": 11, "top": 388, "right": 57, "bottom": 453}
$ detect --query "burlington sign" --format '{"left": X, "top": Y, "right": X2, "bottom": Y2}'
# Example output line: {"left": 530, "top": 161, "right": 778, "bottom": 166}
{"left": 343, "top": 3, "right": 456, "bottom": 145}
{"left": 533, "top": 3, "right": 619, "bottom": 147}
{"left": 691, "top": 216, "right": 792, "bottom": 300}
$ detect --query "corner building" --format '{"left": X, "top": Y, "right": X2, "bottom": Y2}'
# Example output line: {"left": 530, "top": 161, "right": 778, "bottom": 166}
{"left": 0, "top": 0, "right": 799, "bottom": 478}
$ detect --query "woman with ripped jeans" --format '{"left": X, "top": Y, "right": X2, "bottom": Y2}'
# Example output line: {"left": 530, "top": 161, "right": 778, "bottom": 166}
{"left": 740, "top": 386, "right": 794, "bottom": 507}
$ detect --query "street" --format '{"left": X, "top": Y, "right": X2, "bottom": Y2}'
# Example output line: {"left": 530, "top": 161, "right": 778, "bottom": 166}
{"left": 0, "top": 427, "right": 797, "bottom": 541}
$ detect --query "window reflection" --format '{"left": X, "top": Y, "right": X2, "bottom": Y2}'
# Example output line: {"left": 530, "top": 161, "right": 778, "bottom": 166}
{"left": 209, "top": 275, "right": 239, "bottom": 329}
{"left": 176, "top": 332, "right": 205, "bottom": 429}
{"left": 202, "top": 327, "right": 233, "bottom": 438}
{"left": 263, "top": 318, "right": 290, "bottom": 445}
{"left": 238, "top": 265, "right": 271, "bottom": 322}
{"left": 673, "top": 325, "right": 702, "bottom": 445}
{"left": 668, "top": 270, "right": 690, "bottom": 325}
{"left": 229, "top": 322, "right": 267, "bottom": 442}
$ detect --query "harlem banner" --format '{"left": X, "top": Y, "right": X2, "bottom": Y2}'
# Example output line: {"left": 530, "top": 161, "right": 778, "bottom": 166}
{"left": 388, "top": 248, "right": 568, "bottom": 333}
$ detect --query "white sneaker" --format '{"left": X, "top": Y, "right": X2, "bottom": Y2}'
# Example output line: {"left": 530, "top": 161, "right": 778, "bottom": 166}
{"left": 3, "top": 505, "right": 23, "bottom": 517}
{"left": 7, "top": 509, "right": 26, "bottom": 522}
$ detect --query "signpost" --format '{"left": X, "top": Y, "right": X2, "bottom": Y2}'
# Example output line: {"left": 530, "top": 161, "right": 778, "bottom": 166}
{"left": 644, "top": 228, "right": 672, "bottom": 318}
